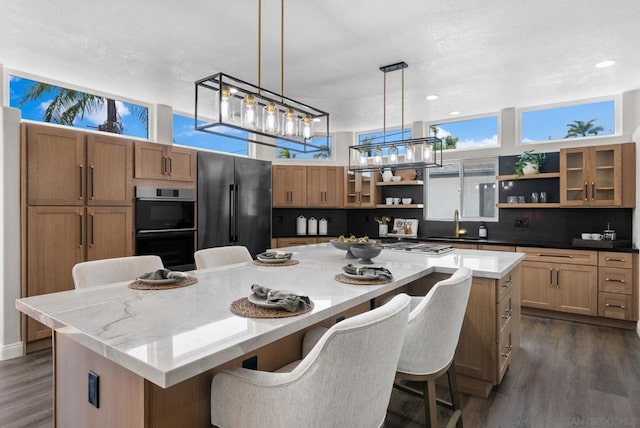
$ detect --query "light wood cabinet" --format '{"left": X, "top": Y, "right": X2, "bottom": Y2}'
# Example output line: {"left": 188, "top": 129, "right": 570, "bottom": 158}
{"left": 344, "top": 170, "right": 379, "bottom": 207}
{"left": 518, "top": 247, "right": 597, "bottom": 316}
{"left": 134, "top": 142, "right": 196, "bottom": 183}
{"left": 560, "top": 143, "right": 635, "bottom": 207}
{"left": 597, "top": 251, "right": 637, "bottom": 320}
{"left": 274, "top": 236, "right": 337, "bottom": 248}
{"left": 306, "top": 166, "right": 344, "bottom": 207}
{"left": 272, "top": 165, "right": 307, "bottom": 207}
{"left": 26, "top": 125, "right": 133, "bottom": 206}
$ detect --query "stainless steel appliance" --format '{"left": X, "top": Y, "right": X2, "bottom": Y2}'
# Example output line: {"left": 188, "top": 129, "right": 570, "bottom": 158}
{"left": 379, "top": 241, "right": 455, "bottom": 255}
{"left": 197, "top": 151, "right": 271, "bottom": 257}
{"left": 135, "top": 186, "right": 196, "bottom": 271}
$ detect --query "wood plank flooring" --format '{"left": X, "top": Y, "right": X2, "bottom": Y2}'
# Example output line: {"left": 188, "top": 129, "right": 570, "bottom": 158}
{"left": 1, "top": 315, "right": 639, "bottom": 427}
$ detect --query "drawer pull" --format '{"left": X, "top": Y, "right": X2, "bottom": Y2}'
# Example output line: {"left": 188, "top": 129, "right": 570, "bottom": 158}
{"left": 501, "top": 345, "right": 513, "bottom": 358}
{"left": 501, "top": 309, "right": 513, "bottom": 320}
{"left": 605, "top": 257, "right": 625, "bottom": 262}
{"left": 502, "top": 278, "right": 513, "bottom": 288}
{"left": 605, "top": 278, "right": 626, "bottom": 283}
{"left": 537, "top": 253, "right": 573, "bottom": 258}
{"left": 605, "top": 303, "right": 626, "bottom": 309}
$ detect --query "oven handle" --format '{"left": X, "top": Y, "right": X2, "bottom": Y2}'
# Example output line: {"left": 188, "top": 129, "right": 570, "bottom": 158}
{"left": 137, "top": 228, "right": 196, "bottom": 234}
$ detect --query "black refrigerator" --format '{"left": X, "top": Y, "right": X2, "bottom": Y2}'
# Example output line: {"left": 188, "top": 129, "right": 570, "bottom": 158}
{"left": 197, "top": 151, "right": 272, "bottom": 257}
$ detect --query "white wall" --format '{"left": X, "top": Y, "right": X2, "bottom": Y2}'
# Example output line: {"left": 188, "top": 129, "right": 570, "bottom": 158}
{"left": 0, "top": 106, "right": 23, "bottom": 360}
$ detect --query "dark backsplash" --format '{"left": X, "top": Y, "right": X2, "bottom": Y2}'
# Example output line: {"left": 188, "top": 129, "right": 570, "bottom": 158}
{"left": 275, "top": 207, "right": 633, "bottom": 246}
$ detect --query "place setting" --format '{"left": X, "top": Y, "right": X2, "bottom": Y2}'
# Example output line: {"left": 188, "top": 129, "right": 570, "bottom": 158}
{"left": 128, "top": 269, "right": 198, "bottom": 290}
{"left": 334, "top": 263, "right": 393, "bottom": 285}
{"left": 253, "top": 250, "right": 299, "bottom": 267}
{"left": 230, "top": 284, "right": 314, "bottom": 318}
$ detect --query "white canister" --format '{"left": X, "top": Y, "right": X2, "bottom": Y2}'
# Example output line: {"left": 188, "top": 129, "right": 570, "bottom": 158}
{"left": 308, "top": 217, "right": 318, "bottom": 235}
{"left": 296, "top": 215, "right": 307, "bottom": 235}
{"left": 379, "top": 224, "right": 388, "bottom": 236}
{"left": 319, "top": 218, "right": 328, "bottom": 235}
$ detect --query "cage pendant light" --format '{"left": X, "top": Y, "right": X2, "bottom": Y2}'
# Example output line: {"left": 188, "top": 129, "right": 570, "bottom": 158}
{"left": 348, "top": 61, "right": 443, "bottom": 171}
{"left": 194, "top": 0, "right": 329, "bottom": 153}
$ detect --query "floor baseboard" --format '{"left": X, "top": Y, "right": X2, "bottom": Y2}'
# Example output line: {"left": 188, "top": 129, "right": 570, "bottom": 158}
{"left": 0, "top": 341, "right": 24, "bottom": 361}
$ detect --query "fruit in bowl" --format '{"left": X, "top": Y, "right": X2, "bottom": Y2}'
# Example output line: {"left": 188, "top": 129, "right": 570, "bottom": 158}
{"left": 331, "top": 236, "right": 376, "bottom": 258}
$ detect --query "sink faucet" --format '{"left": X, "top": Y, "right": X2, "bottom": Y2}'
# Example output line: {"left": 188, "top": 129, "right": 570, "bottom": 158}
{"left": 454, "top": 209, "right": 467, "bottom": 237}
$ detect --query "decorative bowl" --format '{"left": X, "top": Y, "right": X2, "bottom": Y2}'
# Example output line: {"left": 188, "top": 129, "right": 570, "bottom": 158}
{"left": 330, "top": 239, "right": 376, "bottom": 258}
{"left": 349, "top": 246, "right": 382, "bottom": 264}
{"left": 402, "top": 198, "right": 412, "bottom": 205}
{"left": 391, "top": 176, "right": 402, "bottom": 182}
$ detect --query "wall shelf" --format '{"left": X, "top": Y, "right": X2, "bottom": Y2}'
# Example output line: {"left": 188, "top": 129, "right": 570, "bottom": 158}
{"left": 496, "top": 172, "right": 560, "bottom": 181}
{"left": 496, "top": 202, "right": 561, "bottom": 208}
{"left": 376, "top": 180, "right": 424, "bottom": 186}
{"left": 375, "top": 204, "right": 424, "bottom": 209}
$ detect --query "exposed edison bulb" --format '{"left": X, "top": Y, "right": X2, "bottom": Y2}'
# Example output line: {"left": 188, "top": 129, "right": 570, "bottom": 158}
{"left": 423, "top": 143, "right": 434, "bottom": 162}
{"left": 359, "top": 148, "right": 368, "bottom": 166}
{"left": 373, "top": 147, "right": 382, "bottom": 166}
{"left": 406, "top": 143, "right": 415, "bottom": 162}
{"left": 264, "top": 102, "right": 279, "bottom": 133}
{"left": 284, "top": 108, "right": 296, "bottom": 136}
{"left": 389, "top": 144, "right": 398, "bottom": 164}
{"left": 302, "top": 115, "right": 313, "bottom": 140}
{"left": 242, "top": 94, "right": 256, "bottom": 127}
{"left": 220, "top": 86, "right": 231, "bottom": 119}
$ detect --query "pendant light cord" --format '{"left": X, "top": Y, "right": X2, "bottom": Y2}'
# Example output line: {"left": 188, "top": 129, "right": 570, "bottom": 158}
{"left": 401, "top": 67, "right": 405, "bottom": 142}
{"left": 258, "top": 0, "right": 262, "bottom": 90}
{"left": 383, "top": 70, "right": 387, "bottom": 142}
{"left": 281, "top": 0, "right": 284, "bottom": 98}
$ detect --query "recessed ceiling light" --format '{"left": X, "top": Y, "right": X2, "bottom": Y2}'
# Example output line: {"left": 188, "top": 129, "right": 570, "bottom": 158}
{"left": 426, "top": 94, "right": 439, "bottom": 101}
{"left": 595, "top": 60, "right": 615, "bottom": 68}
{"left": 449, "top": 111, "right": 460, "bottom": 116}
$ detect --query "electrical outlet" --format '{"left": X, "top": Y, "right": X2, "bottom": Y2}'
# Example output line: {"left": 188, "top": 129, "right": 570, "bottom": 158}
{"left": 514, "top": 218, "right": 529, "bottom": 227}
{"left": 88, "top": 371, "right": 99, "bottom": 408}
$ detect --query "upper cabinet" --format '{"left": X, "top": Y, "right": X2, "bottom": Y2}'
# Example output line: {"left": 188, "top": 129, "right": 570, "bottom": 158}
{"left": 26, "top": 124, "right": 133, "bottom": 206}
{"left": 560, "top": 143, "right": 635, "bottom": 207}
{"left": 345, "top": 170, "right": 379, "bottom": 208}
{"left": 273, "top": 165, "right": 307, "bottom": 207}
{"left": 134, "top": 142, "right": 196, "bottom": 183}
{"left": 306, "top": 166, "right": 344, "bottom": 208}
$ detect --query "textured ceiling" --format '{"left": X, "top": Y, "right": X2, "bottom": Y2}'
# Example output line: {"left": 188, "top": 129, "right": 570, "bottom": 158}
{"left": 2, "top": 0, "right": 639, "bottom": 132}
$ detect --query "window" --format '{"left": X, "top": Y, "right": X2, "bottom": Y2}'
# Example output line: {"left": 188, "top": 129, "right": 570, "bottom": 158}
{"left": 9, "top": 75, "right": 148, "bottom": 138}
{"left": 173, "top": 113, "right": 248, "bottom": 155}
{"left": 427, "top": 115, "right": 499, "bottom": 150}
{"left": 354, "top": 128, "right": 412, "bottom": 160}
{"left": 426, "top": 159, "right": 497, "bottom": 221}
{"left": 276, "top": 135, "right": 333, "bottom": 159}
{"left": 520, "top": 98, "right": 616, "bottom": 143}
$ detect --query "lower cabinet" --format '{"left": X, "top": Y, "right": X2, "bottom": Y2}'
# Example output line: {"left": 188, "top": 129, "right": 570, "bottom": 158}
{"left": 597, "top": 251, "right": 637, "bottom": 320}
{"left": 274, "top": 236, "right": 336, "bottom": 248}
{"left": 518, "top": 247, "right": 598, "bottom": 316}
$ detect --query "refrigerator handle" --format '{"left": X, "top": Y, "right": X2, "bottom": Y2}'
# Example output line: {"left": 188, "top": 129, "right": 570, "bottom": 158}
{"left": 233, "top": 184, "right": 240, "bottom": 242}
{"left": 229, "top": 184, "right": 236, "bottom": 242}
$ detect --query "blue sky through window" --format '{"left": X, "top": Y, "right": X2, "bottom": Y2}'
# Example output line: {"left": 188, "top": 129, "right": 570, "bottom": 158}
{"left": 9, "top": 76, "right": 148, "bottom": 138}
{"left": 429, "top": 116, "right": 498, "bottom": 149}
{"left": 173, "top": 114, "right": 248, "bottom": 155}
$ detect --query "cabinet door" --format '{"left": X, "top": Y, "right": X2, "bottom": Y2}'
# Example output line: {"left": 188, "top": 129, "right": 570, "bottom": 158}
{"left": 306, "top": 166, "right": 325, "bottom": 206}
{"left": 520, "top": 261, "right": 554, "bottom": 310}
{"left": 167, "top": 146, "right": 197, "bottom": 182}
{"left": 26, "top": 124, "right": 85, "bottom": 205}
{"left": 560, "top": 147, "right": 589, "bottom": 206}
{"left": 288, "top": 166, "right": 307, "bottom": 206}
{"left": 87, "top": 134, "right": 133, "bottom": 206}
{"left": 588, "top": 145, "right": 621, "bottom": 206}
{"left": 324, "top": 167, "right": 344, "bottom": 207}
{"left": 86, "top": 207, "right": 133, "bottom": 261}
{"left": 134, "top": 142, "right": 168, "bottom": 180}
{"left": 272, "top": 166, "right": 291, "bottom": 207}
{"left": 27, "top": 206, "right": 84, "bottom": 341}
{"left": 554, "top": 263, "right": 597, "bottom": 315}
{"left": 272, "top": 166, "right": 306, "bottom": 207}
{"left": 345, "top": 171, "right": 377, "bottom": 207}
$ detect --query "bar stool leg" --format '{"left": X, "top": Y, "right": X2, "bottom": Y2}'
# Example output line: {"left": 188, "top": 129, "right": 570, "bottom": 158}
{"left": 447, "top": 364, "right": 463, "bottom": 428}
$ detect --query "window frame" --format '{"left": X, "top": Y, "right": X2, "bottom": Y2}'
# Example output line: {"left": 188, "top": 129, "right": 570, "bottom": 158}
{"left": 424, "top": 112, "right": 501, "bottom": 153}
{"left": 517, "top": 95, "right": 621, "bottom": 145}
{"left": 275, "top": 133, "right": 335, "bottom": 161}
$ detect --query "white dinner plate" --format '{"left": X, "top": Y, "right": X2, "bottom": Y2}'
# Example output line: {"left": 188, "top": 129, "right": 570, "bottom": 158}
{"left": 342, "top": 271, "right": 382, "bottom": 280}
{"left": 137, "top": 277, "right": 181, "bottom": 285}
{"left": 257, "top": 256, "right": 289, "bottom": 264}
{"left": 248, "top": 291, "right": 296, "bottom": 308}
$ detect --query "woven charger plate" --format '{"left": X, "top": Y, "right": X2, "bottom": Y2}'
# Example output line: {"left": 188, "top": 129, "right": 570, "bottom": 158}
{"left": 334, "top": 273, "right": 391, "bottom": 286}
{"left": 230, "top": 297, "right": 313, "bottom": 318}
{"left": 253, "top": 259, "right": 300, "bottom": 267}
{"left": 128, "top": 276, "right": 198, "bottom": 290}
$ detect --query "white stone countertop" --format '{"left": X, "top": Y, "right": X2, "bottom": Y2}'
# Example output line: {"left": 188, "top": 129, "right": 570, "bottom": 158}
{"left": 15, "top": 244, "right": 524, "bottom": 388}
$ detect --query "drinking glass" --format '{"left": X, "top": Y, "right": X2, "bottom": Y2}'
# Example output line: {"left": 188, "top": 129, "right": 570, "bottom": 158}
{"left": 540, "top": 192, "right": 547, "bottom": 203}
{"left": 531, "top": 192, "right": 539, "bottom": 203}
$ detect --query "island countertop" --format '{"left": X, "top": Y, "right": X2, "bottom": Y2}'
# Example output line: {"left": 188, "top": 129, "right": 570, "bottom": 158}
{"left": 15, "top": 244, "right": 524, "bottom": 388}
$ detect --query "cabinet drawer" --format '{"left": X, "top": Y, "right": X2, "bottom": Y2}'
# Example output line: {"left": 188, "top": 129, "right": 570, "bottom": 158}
{"left": 497, "top": 293, "right": 514, "bottom": 335}
{"left": 477, "top": 244, "right": 515, "bottom": 252}
{"left": 598, "top": 292, "right": 633, "bottom": 320}
{"left": 497, "top": 322, "right": 513, "bottom": 383}
{"left": 497, "top": 271, "right": 516, "bottom": 303}
{"left": 598, "top": 267, "right": 633, "bottom": 294}
{"left": 276, "top": 237, "right": 317, "bottom": 247}
{"left": 598, "top": 252, "right": 633, "bottom": 269}
{"left": 516, "top": 247, "right": 597, "bottom": 266}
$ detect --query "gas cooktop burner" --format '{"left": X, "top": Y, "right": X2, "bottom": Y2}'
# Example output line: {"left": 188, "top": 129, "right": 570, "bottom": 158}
{"left": 380, "top": 242, "right": 455, "bottom": 255}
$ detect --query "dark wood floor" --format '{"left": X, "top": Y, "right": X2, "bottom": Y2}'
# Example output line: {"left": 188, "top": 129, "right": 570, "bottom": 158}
{"left": 2, "top": 315, "right": 639, "bottom": 427}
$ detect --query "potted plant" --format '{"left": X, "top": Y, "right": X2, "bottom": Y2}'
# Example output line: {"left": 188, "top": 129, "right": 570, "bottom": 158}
{"left": 514, "top": 149, "right": 546, "bottom": 176}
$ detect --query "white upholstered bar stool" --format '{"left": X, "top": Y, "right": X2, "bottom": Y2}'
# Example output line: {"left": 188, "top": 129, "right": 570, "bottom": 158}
{"left": 194, "top": 246, "right": 252, "bottom": 269}
{"left": 71, "top": 255, "right": 164, "bottom": 289}
{"left": 394, "top": 267, "right": 473, "bottom": 428}
{"left": 210, "top": 293, "right": 411, "bottom": 428}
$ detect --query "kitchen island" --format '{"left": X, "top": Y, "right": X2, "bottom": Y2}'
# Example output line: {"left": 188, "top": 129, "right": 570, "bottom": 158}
{"left": 16, "top": 244, "right": 524, "bottom": 427}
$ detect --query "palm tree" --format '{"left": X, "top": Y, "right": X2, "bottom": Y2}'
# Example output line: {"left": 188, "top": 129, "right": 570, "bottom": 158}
{"left": 430, "top": 126, "right": 458, "bottom": 150}
{"left": 277, "top": 148, "right": 296, "bottom": 158}
{"left": 564, "top": 119, "right": 604, "bottom": 138}
{"left": 312, "top": 144, "right": 331, "bottom": 159}
{"left": 19, "top": 82, "right": 147, "bottom": 134}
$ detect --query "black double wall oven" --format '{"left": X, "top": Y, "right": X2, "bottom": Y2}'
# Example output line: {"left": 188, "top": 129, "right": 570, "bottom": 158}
{"left": 135, "top": 186, "right": 196, "bottom": 271}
